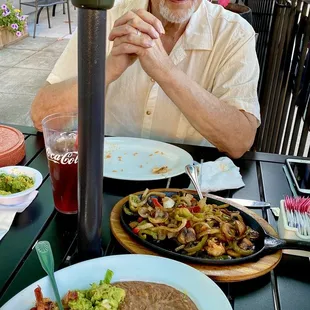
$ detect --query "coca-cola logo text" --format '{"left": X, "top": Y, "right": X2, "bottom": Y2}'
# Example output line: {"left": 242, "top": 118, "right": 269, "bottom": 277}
{"left": 46, "top": 148, "right": 78, "bottom": 165}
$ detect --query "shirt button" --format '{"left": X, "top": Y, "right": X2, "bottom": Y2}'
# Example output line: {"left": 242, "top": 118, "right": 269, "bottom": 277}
{"left": 150, "top": 78, "right": 155, "bottom": 82}
{"left": 146, "top": 110, "right": 152, "bottom": 115}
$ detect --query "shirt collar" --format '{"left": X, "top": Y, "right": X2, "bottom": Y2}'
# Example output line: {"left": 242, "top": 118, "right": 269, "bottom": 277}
{"left": 184, "top": 0, "right": 214, "bottom": 51}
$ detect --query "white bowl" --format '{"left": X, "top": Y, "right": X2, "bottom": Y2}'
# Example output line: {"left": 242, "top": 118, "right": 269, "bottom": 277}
{"left": 0, "top": 166, "right": 43, "bottom": 206}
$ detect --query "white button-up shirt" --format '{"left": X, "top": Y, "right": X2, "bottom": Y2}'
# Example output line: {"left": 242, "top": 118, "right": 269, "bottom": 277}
{"left": 47, "top": 0, "right": 260, "bottom": 147}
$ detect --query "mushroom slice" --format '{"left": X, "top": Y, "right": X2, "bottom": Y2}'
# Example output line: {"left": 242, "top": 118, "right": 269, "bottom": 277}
{"left": 221, "top": 222, "right": 236, "bottom": 241}
{"left": 185, "top": 228, "right": 197, "bottom": 243}
{"left": 246, "top": 227, "right": 260, "bottom": 240}
{"left": 238, "top": 238, "right": 254, "bottom": 251}
{"left": 177, "top": 227, "right": 196, "bottom": 245}
{"left": 138, "top": 206, "right": 149, "bottom": 218}
{"left": 148, "top": 209, "right": 169, "bottom": 224}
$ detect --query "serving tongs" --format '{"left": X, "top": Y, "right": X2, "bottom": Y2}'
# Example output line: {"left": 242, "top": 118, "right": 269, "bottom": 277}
{"left": 185, "top": 163, "right": 271, "bottom": 208}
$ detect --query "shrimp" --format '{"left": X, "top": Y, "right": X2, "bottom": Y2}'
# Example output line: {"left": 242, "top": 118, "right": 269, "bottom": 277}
{"left": 34, "top": 286, "right": 45, "bottom": 310}
{"left": 32, "top": 286, "right": 58, "bottom": 310}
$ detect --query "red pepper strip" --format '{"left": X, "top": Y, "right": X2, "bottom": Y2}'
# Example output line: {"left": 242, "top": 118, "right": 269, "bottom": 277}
{"left": 189, "top": 206, "right": 201, "bottom": 213}
{"left": 138, "top": 217, "right": 144, "bottom": 223}
{"left": 133, "top": 227, "right": 140, "bottom": 234}
{"left": 152, "top": 198, "right": 163, "bottom": 208}
{"left": 186, "top": 221, "right": 191, "bottom": 228}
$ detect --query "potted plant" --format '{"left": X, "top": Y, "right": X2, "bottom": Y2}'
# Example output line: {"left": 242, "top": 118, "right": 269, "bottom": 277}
{"left": 216, "top": 0, "right": 253, "bottom": 25}
{"left": 0, "top": 1, "right": 28, "bottom": 49}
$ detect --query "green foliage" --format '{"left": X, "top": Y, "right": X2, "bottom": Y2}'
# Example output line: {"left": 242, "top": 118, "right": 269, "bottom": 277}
{"left": 0, "top": 1, "right": 27, "bottom": 36}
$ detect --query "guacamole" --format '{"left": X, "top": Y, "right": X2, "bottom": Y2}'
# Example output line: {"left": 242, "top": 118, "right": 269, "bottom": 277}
{"left": 64, "top": 270, "right": 126, "bottom": 310}
{"left": 0, "top": 173, "right": 34, "bottom": 195}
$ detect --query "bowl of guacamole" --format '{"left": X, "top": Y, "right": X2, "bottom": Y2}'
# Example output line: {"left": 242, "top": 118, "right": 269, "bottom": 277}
{"left": 0, "top": 166, "right": 43, "bottom": 205}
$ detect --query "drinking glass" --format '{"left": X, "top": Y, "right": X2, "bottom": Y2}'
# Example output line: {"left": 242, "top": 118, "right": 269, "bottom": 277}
{"left": 42, "top": 113, "right": 78, "bottom": 214}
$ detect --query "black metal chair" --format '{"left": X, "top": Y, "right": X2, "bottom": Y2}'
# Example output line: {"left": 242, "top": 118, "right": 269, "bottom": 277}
{"left": 19, "top": 0, "right": 72, "bottom": 38}
{"left": 255, "top": 0, "right": 310, "bottom": 156}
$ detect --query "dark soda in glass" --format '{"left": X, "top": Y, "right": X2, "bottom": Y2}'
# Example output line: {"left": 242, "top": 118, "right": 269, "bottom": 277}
{"left": 42, "top": 113, "right": 78, "bottom": 214}
{"left": 48, "top": 152, "right": 78, "bottom": 214}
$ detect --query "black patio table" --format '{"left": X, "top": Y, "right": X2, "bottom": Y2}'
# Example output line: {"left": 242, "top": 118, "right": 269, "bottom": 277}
{"left": 0, "top": 124, "right": 309, "bottom": 310}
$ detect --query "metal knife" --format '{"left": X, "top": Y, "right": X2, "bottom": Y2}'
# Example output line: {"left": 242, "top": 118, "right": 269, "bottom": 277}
{"left": 226, "top": 198, "right": 271, "bottom": 208}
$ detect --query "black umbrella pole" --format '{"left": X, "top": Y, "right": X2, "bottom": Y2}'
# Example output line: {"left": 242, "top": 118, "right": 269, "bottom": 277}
{"left": 76, "top": 8, "right": 106, "bottom": 261}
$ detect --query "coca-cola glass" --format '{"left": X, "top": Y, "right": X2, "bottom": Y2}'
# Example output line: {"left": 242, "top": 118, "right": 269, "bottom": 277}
{"left": 42, "top": 113, "right": 78, "bottom": 214}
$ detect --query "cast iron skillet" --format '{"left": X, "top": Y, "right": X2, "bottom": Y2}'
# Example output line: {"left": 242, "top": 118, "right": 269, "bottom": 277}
{"left": 120, "top": 191, "right": 310, "bottom": 265}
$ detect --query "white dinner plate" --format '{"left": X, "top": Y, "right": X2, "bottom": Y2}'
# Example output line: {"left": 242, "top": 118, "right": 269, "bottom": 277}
{"left": 103, "top": 137, "right": 193, "bottom": 181}
{"left": 1, "top": 254, "right": 232, "bottom": 310}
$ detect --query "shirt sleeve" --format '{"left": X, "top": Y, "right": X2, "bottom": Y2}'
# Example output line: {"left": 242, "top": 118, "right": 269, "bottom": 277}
{"left": 46, "top": 30, "right": 78, "bottom": 84}
{"left": 46, "top": 10, "right": 114, "bottom": 85}
{"left": 211, "top": 26, "right": 261, "bottom": 125}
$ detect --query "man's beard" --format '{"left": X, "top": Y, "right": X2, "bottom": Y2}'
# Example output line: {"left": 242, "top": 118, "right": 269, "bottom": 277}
{"left": 159, "top": 0, "right": 198, "bottom": 24}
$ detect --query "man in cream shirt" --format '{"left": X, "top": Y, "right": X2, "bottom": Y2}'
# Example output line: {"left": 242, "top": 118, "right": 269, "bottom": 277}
{"left": 31, "top": 0, "right": 260, "bottom": 158}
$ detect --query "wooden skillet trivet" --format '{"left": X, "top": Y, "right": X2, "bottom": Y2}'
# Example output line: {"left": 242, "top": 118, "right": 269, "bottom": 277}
{"left": 110, "top": 189, "right": 282, "bottom": 283}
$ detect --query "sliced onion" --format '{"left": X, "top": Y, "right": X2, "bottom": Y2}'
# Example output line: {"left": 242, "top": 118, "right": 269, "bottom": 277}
{"left": 175, "top": 245, "right": 185, "bottom": 252}
{"left": 137, "top": 223, "right": 154, "bottom": 230}
{"left": 197, "top": 228, "right": 220, "bottom": 239}
{"left": 162, "top": 197, "right": 175, "bottom": 209}
{"left": 151, "top": 219, "right": 187, "bottom": 233}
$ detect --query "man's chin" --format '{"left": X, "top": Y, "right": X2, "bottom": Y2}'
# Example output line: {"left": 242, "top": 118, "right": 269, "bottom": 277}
{"left": 159, "top": 0, "right": 199, "bottom": 23}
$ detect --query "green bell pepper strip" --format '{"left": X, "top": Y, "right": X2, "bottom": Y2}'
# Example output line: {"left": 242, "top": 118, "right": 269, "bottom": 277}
{"left": 185, "top": 236, "right": 208, "bottom": 254}
{"left": 232, "top": 240, "right": 254, "bottom": 256}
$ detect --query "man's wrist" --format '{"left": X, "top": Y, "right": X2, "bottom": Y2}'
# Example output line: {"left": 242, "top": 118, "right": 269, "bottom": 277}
{"left": 154, "top": 61, "right": 179, "bottom": 86}
{"left": 105, "top": 58, "right": 121, "bottom": 86}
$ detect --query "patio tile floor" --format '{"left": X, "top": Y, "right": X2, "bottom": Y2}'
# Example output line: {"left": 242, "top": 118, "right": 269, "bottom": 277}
{"left": 0, "top": 4, "right": 76, "bottom": 127}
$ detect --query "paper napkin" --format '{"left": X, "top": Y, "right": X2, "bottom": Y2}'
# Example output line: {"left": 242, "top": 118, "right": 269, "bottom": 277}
{"left": 0, "top": 191, "right": 38, "bottom": 241}
{"left": 192, "top": 157, "right": 245, "bottom": 193}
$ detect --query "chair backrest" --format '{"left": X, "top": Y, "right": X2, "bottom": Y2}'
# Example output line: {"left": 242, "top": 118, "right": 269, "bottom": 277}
{"left": 255, "top": 0, "right": 310, "bottom": 157}
{"left": 244, "top": 0, "right": 277, "bottom": 95}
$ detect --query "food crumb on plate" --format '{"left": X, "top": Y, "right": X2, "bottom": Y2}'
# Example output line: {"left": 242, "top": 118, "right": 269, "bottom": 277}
{"left": 118, "top": 156, "right": 122, "bottom": 161}
{"left": 149, "top": 154, "right": 153, "bottom": 157}
{"left": 133, "top": 152, "right": 138, "bottom": 156}
{"left": 152, "top": 166, "right": 169, "bottom": 174}
{"left": 140, "top": 165, "right": 143, "bottom": 168}
{"left": 112, "top": 170, "right": 117, "bottom": 173}
{"left": 105, "top": 153, "right": 112, "bottom": 159}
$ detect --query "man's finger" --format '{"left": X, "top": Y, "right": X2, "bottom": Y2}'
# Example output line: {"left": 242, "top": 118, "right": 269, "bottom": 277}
{"left": 133, "top": 9, "right": 165, "bottom": 34}
{"left": 109, "top": 24, "right": 137, "bottom": 41}
{"left": 111, "top": 43, "right": 146, "bottom": 57}
{"left": 114, "top": 11, "right": 137, "bottom": 27}
{"left": 113, "top": 32, "right": 154, "bottom": 48}
{"left": 127, "top": 17, "right": 160, "bottom": 38}
{"left": 113, "top": 10, "right": 161, "bottom": 39}
{"left": 109, "top": 21, "right": 159, "bottom": 41}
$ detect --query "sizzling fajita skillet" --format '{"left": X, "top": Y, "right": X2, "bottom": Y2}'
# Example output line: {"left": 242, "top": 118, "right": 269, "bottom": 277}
{"left": 120, "top": 189, "right": 310, "bottom": 265}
